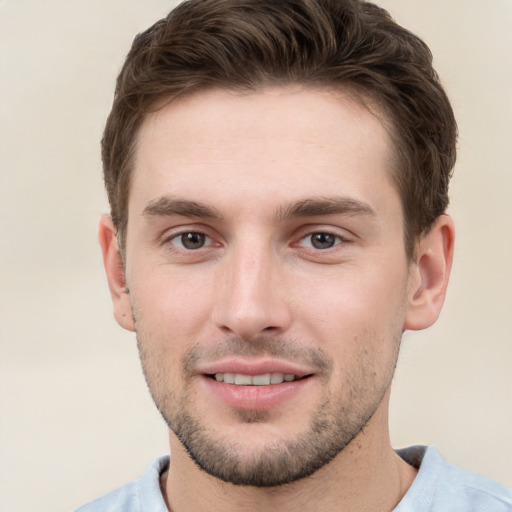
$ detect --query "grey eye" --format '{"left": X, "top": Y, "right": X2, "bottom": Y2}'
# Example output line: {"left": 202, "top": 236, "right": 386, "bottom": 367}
{"left": 179, "top": 232, "right": 206, "bottom": 249}
{"left": 310, "top": 232, "right": 337, "bottom": 249}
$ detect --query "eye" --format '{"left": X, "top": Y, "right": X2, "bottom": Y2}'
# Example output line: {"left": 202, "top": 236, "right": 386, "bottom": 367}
{"left": 171, "top": 232, "right": 210, "bottom": 250}
{"left": 301, "top": 232, "right": 342, "bottom": 250}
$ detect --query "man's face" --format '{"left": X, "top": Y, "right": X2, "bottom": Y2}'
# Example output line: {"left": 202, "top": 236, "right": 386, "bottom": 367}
{"left": 121, "top": 87, "right": 418, "bottom": 486}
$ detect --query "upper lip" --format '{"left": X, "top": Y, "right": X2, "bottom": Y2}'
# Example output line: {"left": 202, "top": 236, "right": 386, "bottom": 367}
{"left": 197, "top": 358, "right": 313, "bottom": 378}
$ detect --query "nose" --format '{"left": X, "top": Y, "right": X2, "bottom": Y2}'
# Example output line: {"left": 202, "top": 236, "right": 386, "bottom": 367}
{"left": 212, "top": 243, "right": 292, "bottom": 340}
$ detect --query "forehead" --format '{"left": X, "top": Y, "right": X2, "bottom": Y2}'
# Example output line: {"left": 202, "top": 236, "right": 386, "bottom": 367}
{"left": 131, "top": 86, "right": 399, "bottom": 219}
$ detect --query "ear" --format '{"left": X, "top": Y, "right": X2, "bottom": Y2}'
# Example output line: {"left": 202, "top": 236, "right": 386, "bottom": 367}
{"left": 404, "top": 215, "right": 455, "bottom": 331}
{"left": 98, "top": 216, "right": 135, "bottom": 332}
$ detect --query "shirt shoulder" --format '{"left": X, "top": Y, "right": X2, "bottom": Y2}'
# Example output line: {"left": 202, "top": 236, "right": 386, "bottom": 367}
{"left": 395, "top": 446, "right": 512, "bottom": 512}
{"left": 74, "top": 480, "right": 140, "bottom": 512}
{"left": 74, "top": 456, "right": 170, "bottom": 512}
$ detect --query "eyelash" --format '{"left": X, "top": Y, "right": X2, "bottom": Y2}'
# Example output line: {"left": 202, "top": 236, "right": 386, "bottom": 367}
{"left": 298, "top": 231, "right": 346, "bottom": 250}
{"left": 163, "top": 229, "right": 348, "bottom": 252}
{"left": 165, "top": 231, "right": 214, "bottom": 250}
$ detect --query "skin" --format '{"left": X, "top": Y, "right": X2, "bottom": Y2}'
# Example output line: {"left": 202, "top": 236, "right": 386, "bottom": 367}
{"left": 100, "top": 86, "right": 454, "bottom": 512}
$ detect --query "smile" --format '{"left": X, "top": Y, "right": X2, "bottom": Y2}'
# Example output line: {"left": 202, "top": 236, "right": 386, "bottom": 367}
{"left": 203, "top": 372, "right": 313, "bottom": 410}
{"left": 212, "top": 372, "right": 300, "bottom": 385}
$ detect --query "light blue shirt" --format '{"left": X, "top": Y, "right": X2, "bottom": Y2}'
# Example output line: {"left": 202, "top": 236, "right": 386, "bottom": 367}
{"left": 394, "top": 446, "right": 511, "bottom": 511}
{"left": 75, "top": 446, "right": 511, "bottom": 511}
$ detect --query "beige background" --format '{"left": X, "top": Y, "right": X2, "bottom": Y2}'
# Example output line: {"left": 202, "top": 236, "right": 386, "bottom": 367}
{"left": 0, "top": 1, "right": 510, "bottom": 510}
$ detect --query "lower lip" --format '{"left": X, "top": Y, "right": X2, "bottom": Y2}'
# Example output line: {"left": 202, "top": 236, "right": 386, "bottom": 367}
{"left": 201, "top": 376, "right": 312, "bottom": 410}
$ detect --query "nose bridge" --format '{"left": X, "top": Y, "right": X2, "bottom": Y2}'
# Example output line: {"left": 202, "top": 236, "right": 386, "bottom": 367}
{"left": 213, "top": 234, "right": 290, "bottom": 338}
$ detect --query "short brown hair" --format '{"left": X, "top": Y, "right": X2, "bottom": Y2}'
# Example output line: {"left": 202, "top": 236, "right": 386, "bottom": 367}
{"left": 102, "top": 0, "right": 457, "bottom": 258}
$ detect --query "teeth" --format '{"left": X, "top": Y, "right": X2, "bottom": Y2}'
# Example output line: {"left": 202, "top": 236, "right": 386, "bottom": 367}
{"left": 270, "top": 372, "right": 284, "bottom": 384}
{"left": 234, "top": 374, "right": 252, "bottom": 385}
{"left": 223, "top": 373, "right": 235, "bottom": 384}
{"left": 252, "top": 373, "right": 271, "bottom": 385}
{"left": 214, "top": 372, "right": 297, "bottom": 385}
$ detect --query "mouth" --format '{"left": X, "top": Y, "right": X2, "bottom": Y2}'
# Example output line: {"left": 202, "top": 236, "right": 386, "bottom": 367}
{"left": 207, "top": 372, "right": 309, "bottom": 385}
{"left": 198, "top": 359, "right": 316, "bottom": 410}
{"left": 202, "top": 372, "right": 313, "bottom": 410}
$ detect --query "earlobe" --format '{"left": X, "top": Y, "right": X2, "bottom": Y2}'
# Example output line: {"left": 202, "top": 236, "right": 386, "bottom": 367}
{"left": 98, "top": 216, "right": 135, "bottom": 332}
{"left": 404, "top": 215, "right": 455, "bottom": 331}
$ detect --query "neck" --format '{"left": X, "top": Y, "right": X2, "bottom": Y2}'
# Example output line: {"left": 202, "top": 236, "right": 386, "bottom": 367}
{"left": 162, "top": 398, "right": 417, "bottom": 512}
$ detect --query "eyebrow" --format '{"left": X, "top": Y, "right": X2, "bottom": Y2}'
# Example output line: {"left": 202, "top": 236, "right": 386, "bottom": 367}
{"left": 142, "top": 195, "right": 375, "bottom": 222}
{"left": 276, "top": 196, "right": 376, "bottom": 220}
{"left": 142, "top": 197, "right": 223, "bottom": 220}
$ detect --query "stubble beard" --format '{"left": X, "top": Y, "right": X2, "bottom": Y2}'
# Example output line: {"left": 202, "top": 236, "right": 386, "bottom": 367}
{"left": 136, "top": 333, "right": 401, "bottom": 488}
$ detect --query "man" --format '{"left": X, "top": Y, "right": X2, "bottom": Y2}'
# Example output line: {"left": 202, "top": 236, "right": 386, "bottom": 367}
{"left": 77, "top": 0, "right": 511, "bottom": 510}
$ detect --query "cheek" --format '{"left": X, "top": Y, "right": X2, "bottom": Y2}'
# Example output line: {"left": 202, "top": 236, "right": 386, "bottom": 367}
{"left": 295, "top": 265, "right": 408, "bottom": 354}
{"left": 129, "top": 265, "right": 215, "bottom": 338}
